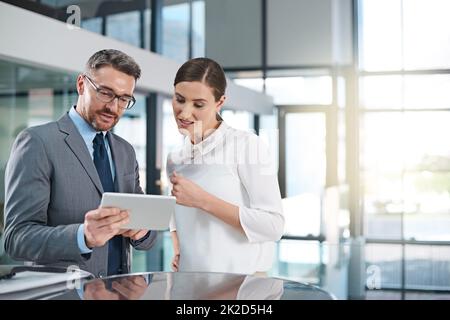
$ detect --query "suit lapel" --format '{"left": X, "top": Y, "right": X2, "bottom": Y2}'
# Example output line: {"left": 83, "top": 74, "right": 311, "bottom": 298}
{"left": 107, "top": 132, "right": 124, "bottom": 193}
{"left": 57, "top": 113, "right": 104, "bottom": 195}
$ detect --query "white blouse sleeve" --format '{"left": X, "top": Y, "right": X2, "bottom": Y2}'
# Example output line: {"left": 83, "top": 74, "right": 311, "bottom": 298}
{"left": 237, "top": 134, "right": 284, "bottom": 243}
{"left": 169, "top": 214, "right": 177, "bottom": 232}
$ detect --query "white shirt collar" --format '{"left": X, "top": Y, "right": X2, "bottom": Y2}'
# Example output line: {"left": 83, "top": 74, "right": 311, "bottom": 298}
{"left": 182, "top": 121, "right": 230, "bottom": 160}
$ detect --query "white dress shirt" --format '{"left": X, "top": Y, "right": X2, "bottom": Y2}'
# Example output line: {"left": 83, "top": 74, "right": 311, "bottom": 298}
{"left": 167, "top": 121, "right": 284, "bottom": 274}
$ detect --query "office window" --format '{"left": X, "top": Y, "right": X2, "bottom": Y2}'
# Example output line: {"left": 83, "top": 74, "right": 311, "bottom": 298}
{"left": 81, "top": 17, "right": 102, "bottom": 34}
{"left": 360, "top": 0, "right": 450, "bottom": 245}
{"left": 338, "top": 110, "right": 346, "bottom": 184}
{"left": 112, "top": 94, "right": 147, "bottom": 193}
{"left": 11, "top": 1, "right": 152, "bottom": 49}
{"left": 233, "top": 78, "right": 264, "bottom": 93}
{"left": 163, "top": 0, "right": 190, "bottom": 63}
{"left": 192, "top": 0, "right": 205, "bottom": 58}
{"left": 158, "top": 98, "right": 185, "bottom": 272}
{"left": 365, "top": 243, "right": 402, "bottom": 290}
{"left": 283, "top": 113, "right": 326, "bottom": 237}
{"left": 106, "top": 11, "right": 141, "bottom": 48}
{"left": 271, "top": 240, "right": 323, "bottom": 285}
{"left": 259, "top": 111, "right": 279, "bottom": 177}
{"left": 0, "top": 60, "right": 77, "bottom": 264}
{"left": 359, "top": 76, "right": 403, "bottom": 109}
{"left": 362, "top": 112, "right": 404, "bottom": 240}
{"left": 160, "top": 98, "right": 184, "bottom": 196}
{"left": 144, "top": 8, "right": 152, "bottom": 50}
{"left": 220, "top": 110, "right": 254, "bottom": 132}
{"left": 401, "top": 112, "right": 450, "bottom": 241}
{"left": 265, "top": 76, "right": 332, "bottom": 106}
{"left": 360, "top": 75, "right": 450, "bottom": 110}
{"left": 359, "top": 1, "right": 450, "bottom": 294}
{"left": 360, "top": 0, "right": 450, "bottom": 71}
{"left": 402, "top": 0, "right": 450, "bottom": 70}
{"left": 405, "top": 244, "right": 450, "bottom": 290}
{"left": 362, "top": 111, "right": 450, "bottom": 241}
{"left": 359, "top": 0, "right": 402, "bottom": 71}
{"left": 365, "top": 243, "right": 450, "bottom": 292}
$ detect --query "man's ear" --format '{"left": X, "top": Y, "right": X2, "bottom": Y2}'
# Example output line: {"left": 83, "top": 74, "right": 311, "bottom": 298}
{"left": 76, "top": 74, "right": 85, "bottom": 95}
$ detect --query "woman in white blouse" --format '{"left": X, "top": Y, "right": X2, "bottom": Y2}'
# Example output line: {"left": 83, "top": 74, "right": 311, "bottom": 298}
{"left": 168, "top": 57, "right": 284, "bottom": 275}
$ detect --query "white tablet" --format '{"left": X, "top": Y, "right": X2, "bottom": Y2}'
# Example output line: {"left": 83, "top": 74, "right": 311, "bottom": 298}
{"left": 100, "top": 193, "right": 176, "bottom": 230}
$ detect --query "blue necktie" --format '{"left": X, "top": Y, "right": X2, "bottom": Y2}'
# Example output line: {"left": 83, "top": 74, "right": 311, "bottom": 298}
{"left": 93, "top": 133, "right": 122, "bottom": 275}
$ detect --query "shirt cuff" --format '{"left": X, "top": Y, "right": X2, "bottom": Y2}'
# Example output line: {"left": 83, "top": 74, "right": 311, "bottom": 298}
{"left": 77, "top": 224, "right": 93, "bottom": 254}
{"left": 130, "top": 231, "right": 151, "bottom": 246}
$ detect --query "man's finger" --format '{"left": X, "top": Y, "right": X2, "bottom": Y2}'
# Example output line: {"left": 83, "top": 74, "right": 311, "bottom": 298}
{"left": 117, "top": 228, "right": 131, "bottom": 235}
{"left": 91, "top": 207, "right": 121, "bottom": 220}
{"left": 129, "top": 276, "right": 147, "bottom": 287}
{"left": 100, "top": 217, "right": 130, "bottom": 233}
{"left": 133, "top": 229, "right": 148, "bottom": 240}
{"left": 119, "top": 278, "right": 138, "bottom": 291}
{"left": 96, "top": 211, "right": 129, "bottom": 228}
{"left": 126, "top": 229, "right": 141, "bottom": 238}
{"left": 112, "top": 281, "right": 133, "bottom": 298}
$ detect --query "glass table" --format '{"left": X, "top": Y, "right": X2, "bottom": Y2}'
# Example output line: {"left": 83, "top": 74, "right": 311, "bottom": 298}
{"left": 49, "top": 271, "right": 335, "bottom": 300}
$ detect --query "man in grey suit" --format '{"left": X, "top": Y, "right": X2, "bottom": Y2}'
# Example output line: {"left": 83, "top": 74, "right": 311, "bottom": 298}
{"left": 3, "top": 49, "right": 156, "bottom": 278}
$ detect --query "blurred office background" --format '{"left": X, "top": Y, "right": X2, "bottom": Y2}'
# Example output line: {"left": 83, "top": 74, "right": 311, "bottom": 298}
{"left": 1, "top": 0, "right": 449, "bottom": 299}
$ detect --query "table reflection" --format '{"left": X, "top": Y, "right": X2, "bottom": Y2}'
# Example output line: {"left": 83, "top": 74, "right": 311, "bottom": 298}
{"left": 80, "top": 272, "right": 333, "bottom": 300}
{"left": 84, "top": 275, "right": 148, "bottom": 300}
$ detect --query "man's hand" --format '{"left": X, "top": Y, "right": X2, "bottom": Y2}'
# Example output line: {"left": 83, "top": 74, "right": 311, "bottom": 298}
{"left": 84, "top": 279, "right": 119, "bottom": 300}
{"left": 118, "top": 229, "right": 148, "bottom": 241}
{"left": 84, "top": 208, "right": 130, "bottom": 248}
{"left": 84, "top": 276, "right": 148, "bottom": 300}
{"left": 112, "top": 276, "right": 148, "bottom": 300}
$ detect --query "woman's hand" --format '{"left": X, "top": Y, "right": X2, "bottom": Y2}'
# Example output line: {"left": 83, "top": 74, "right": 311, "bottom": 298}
{"left": 171, "top": 253, "right": 180, "bottom": 272}
{"left": 170, "top": 171, "right": 208, "bottom": 209}
{"left": 170, "top": 172, "right": 243, "bottom": 232}
{"left": 171, "top": 231, "right": 180, "bottom": 272}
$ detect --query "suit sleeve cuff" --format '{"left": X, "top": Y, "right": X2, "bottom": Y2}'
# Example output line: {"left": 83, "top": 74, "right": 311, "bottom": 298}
{"left": 77, "top": 224, "right": 93, "bottom": 254}
{"left": 130, "top": 231, "right": 151, "bottom": 246}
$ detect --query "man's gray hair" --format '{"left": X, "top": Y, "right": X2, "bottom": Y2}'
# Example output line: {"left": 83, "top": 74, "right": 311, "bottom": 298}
{"left": 86, "top": 49, "right": 141, "bottom": 80}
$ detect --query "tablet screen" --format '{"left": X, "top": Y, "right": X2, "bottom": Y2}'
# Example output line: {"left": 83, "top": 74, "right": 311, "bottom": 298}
{"left": 100, "top": 193, "right": 176, "bottom": 230}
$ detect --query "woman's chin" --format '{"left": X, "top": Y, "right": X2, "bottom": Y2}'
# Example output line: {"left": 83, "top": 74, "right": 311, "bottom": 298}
{"left": 177, "top": 127, "right": 192, "bottom": 137}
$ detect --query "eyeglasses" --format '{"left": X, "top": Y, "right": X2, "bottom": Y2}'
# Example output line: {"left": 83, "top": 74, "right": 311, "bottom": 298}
{"left": 83, "top": 74, "right": 136, "bottom": 110}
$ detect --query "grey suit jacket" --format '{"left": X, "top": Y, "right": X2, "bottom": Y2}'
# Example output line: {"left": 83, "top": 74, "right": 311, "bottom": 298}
{"left": 3, "top": 113, "right": 157, "bottom": 277}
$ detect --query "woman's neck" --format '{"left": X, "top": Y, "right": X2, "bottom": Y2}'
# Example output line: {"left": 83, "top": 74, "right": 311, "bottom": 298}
{"left": 190, "top": 120, "right": 222, "bottom": 144}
